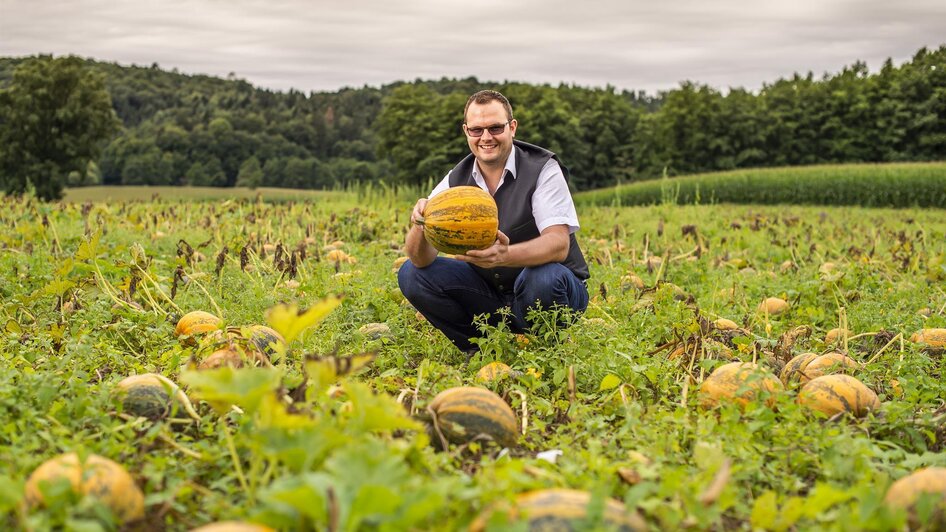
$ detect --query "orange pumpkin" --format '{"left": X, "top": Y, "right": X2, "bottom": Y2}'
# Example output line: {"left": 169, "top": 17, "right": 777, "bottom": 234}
{"left": 25, "top": 453, "right": 144, "bottom": 523}
{"left": 175, "top": 311, "right": 222, "bottom": 345}
{"left": 797, "top": 375, "right": 880, "bottom": 418}
{"left": 469, "top": 489, "right": 647, "bottom": 531}
{"left": 698, "top": 362, "right": 783, "bottom": 409}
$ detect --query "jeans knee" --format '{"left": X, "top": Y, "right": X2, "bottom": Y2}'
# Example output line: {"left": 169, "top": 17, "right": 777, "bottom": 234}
{"left": 515, "top": 263, "right": 568, "bottom": 295}
{"left": 397, "top": 261, "right": 420, "bottom": 300}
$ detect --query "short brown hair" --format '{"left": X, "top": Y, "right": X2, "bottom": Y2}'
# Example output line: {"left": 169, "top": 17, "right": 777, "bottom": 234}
{"left": 464, "top": 90, "right": 513, "bottom": 122}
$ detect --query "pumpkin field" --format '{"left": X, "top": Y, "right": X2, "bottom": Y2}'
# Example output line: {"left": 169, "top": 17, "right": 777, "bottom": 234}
{"left": 1, "top": 187, "right": 945, "bottom": 531}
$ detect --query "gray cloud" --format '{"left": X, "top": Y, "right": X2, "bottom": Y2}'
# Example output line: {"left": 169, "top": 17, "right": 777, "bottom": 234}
{"left": 1, "top": 0, "right": 943, "bottom": 94}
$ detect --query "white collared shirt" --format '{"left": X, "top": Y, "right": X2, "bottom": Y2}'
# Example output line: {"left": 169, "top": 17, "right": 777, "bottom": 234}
{"left": 428, "top": 148, "right": 580, "bottom": 234}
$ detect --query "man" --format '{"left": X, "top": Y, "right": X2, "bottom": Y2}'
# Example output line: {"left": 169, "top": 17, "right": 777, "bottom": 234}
{"left": 398, "top": 90, "right": 589, "bottom": 354}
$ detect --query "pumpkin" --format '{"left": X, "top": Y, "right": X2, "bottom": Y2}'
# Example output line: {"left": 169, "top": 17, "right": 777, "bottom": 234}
{"left": 469, "top": 489, "right": 647, "bottom": 532}
{"left": 824, "top": 328, "right": 852, "bottom": 344}
{"left": 797, "top": 374, "right": 880, "bottom": 418}
{"left": 175, "top": 311, "right": 222, "bottom": 345}
{"left": 416, "top": 186, "right": 498, "bottom": 255}
{"left": 799, "top": 352, "right": 858, "bottom": 382}
{"left": 475, "top": 362, "right": 516, "bottom": 383}
{"left": 358, "top": 322, "right": 393, "bottom": 341}
{"left": 326, "top": 249, "right": 355, "bottom": 263}
{"left": 884, "top": 467, "right": 946, "bottom": 523}
{"left": 249, "top": 325, "right": 285, "bottom": 356}
{"left": 392, "top": 256, "right": 410, "bottom": 272}
{"left": 910, "top": 328, "right": 946, "bottom": 352}
{"left": 781, "top": 352, "right": 858, "bottom": 385}
{"left": 116, "top": 374, "right": 173, "bottom": 420}
{"left": 713, "top": 318, "right": 740, "bottom": 331}
{"left": 620, "top": 273, "right": 645, "bottom": 291}
{"left": 116, "top": 373, "right": 201, "bottom": 422}
{"left": 779, "top": 353, "right": 819, "bottom": 385}
{"left": 25, "top": 453, "right": 145, "bottom": 523}
{"left": 427, "top": 386, "right": 517, "bottom": 449}
{"left": 757, "top": 297, "right": 789, "bottom": 315}
{"left": 698, "top": 362, "right": 783, "bottom": 409}
{"left": 190, "top": 522, "right": 276, "bottom": 532}
{"left": 198, "top": 347, "right": 267, "bottom": 370}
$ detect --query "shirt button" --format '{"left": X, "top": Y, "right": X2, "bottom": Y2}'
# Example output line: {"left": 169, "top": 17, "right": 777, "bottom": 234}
{"left": 494, "top": 273, "right": 500, "bottom": 279}
{"left": 498, "top": 285, "right": 504, "bottom": 291}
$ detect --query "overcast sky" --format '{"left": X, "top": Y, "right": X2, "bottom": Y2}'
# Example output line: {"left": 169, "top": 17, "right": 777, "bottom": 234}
{"left": 1, "top": 0, "right": 944, "bottom": 95}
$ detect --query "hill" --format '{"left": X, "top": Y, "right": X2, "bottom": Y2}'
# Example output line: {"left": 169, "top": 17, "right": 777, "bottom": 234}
{"left": 2, "top": 45, "right": 944, "bottom": 192}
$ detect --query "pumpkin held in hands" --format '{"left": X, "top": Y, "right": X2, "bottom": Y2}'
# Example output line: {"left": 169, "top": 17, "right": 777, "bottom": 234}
{"left": 416, "top": 186, "right": 498, "bottom": 255}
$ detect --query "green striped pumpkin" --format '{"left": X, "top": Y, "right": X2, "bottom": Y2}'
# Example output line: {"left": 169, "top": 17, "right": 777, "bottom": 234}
{"left": 428, "top": 386, "right": 517, "bottom": 449}
{"left": 417, "top": 186, "right": 498, "bottom": 255}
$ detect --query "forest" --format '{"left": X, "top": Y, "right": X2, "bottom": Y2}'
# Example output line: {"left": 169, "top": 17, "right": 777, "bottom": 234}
{"left": 0, "top": 44, "right": 943, "bottom": 192}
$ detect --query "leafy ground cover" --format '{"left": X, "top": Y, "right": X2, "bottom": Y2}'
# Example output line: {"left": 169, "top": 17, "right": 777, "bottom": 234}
{"left": 0, "top": 190, "right": 944, "bottom": 530}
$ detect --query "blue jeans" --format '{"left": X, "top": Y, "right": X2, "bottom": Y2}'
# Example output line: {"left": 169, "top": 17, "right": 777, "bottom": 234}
{"left": 398, "top": 258, "right": 589, "bottom": 351}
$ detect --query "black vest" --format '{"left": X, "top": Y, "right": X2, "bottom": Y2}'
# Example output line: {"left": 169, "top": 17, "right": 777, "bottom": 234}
{"left": 446, "top": 140, "right": 590, "bottom": 293}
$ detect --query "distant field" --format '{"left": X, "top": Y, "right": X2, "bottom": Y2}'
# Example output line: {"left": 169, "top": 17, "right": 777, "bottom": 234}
{"left": 62, "top": 185, "right": 345, "bottom": 203}
{"left": 576, "top": 161, "right": 946, "bottom": 208}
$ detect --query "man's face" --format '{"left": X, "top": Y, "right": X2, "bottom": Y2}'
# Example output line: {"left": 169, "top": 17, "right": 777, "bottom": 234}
{"left": 464, "top": 101, "right": 517, "bottom": 168}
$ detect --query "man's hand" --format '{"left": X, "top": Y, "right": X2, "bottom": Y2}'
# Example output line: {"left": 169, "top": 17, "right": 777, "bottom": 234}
{"left": 410, "top": 198, "right": 428, "bottom": 225}
{"left": 455, "top": 231, "right": 510, "bottom": 268}
{"left": 404, "top": 197, "right": 437, "bottom": 268}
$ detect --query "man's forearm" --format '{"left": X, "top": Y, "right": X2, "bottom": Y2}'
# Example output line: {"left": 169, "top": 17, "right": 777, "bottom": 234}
{"left": 504, "top": 231, "right": 569, "bottom": 267}
{"left": 405, "top": 224, "right": 438, "bottom": 268}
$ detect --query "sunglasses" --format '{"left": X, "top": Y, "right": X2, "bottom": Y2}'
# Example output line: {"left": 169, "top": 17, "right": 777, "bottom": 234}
{"left": 464, "top": 120, "right": 511, "bottom": 137}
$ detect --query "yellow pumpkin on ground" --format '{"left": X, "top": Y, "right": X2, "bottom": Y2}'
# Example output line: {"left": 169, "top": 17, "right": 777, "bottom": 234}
{"left": 884, "top": 467, "right": 946, "bottom": 526}
{"left": 427, "top": 386, "right": 517, "bottom": 449}
{"left": 910, "top": 328, "right": 946, "bottom": 352}
{"left": 476, "top": 362, "right": 516, "bottom": 383}
{"left": 800, "top": 352, "right": 858, "bottom": 382}
{"left": 781, "top": 352, "right": 858, "bottom": 385}
{"left": 469, "top": 488, "right": 647, "bottom": 531}
{"left": 698, "top": 362, "right": 783, "bottom": 409}
{"left": 797, "top": 375, "right": 880, "bottom": 418}
{"left": 824, "top": 327, "right": 852, "bottom": 344}
{"left": 392, "top": 256, "right": 410, "bottom": 272}
{"left": 190, "top": 522, "right": 276, "bottom": 532}
{"left": 198, "top": 347, "right": 267, "bottom": 370}
{"left": 757, "top": 297, "right": 789, "bottom": 315}
{"left": 175, "top": 311, "right": 222, "bottom": 345}
{"left": 25, "top": 453, "right": 145, "bottom": 523}
{"left": 780, "top": 353, "right": 820, "bottom": 385}
{"left": 416, "top": 186, "right": 498, "bottom": 255}
{"left": 714, "top": 318, "right": 740, "bottom": 331}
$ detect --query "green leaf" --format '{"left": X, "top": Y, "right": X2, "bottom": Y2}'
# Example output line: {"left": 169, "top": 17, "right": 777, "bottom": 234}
{"left": 0, "top": 474, "right": 23, "bottom": 514}
{"left": 342, "top": 381, "right": 422, "bottom": 433}
{"left": 265, "top": 295, "right": 343, "bottom": 344}
{"left": 598, "top": 374, "right": 622, "bottom": 391}
{"left": 42, "top": 278, "right": 75, "bottom": 297}
{"left": 75, "top": 230, "right": 101, "bottom": 261}
{"left": 802, "top": 483, "right": 853, "bottom": 516}
{"left": 180, "top": 367, "right": 282, "bottom": 415}
{"left": 750, "top": 491, "right": 778, "bottom": 530}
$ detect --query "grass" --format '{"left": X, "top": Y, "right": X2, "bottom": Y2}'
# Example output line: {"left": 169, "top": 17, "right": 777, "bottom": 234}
{"left": 1, "top": 190, "right": 945, "bottom": 530}
{"left": 576, "top": 161, "right": 946, "bottom": 208}
{"left": 62, "top": 185, "right": 345, "bottom": 203}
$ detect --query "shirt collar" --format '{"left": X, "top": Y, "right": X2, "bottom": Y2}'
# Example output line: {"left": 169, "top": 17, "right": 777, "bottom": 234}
{"left": 472, "top": 146, "right": 518, "bottom": 181}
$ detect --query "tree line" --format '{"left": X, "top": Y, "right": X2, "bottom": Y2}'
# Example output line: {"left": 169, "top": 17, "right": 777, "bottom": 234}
{"left": 0, "top": 45, "right": 943, "bottom": 200}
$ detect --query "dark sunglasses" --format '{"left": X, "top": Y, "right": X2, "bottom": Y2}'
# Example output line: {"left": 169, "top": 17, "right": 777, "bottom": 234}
{"left": 464, "top": 120, "right": 510, "bottom": 137}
